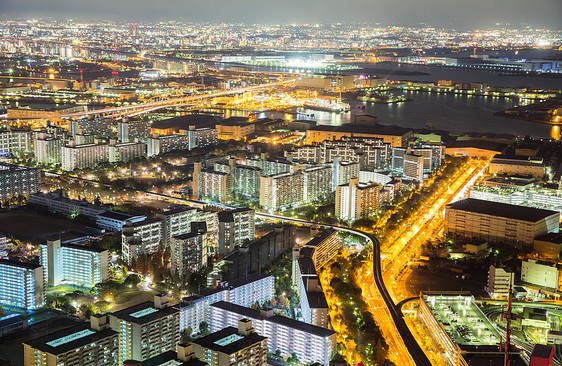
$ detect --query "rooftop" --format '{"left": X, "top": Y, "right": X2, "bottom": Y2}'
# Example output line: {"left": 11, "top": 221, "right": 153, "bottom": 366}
{"left": 126, "top": 350, "right": 207, "bottom": 366}
{"left": 308, "top": 123, "right": 412, "bottom": 137}
{"left": 192, "top": 325, "right": 266, "bottom": 355}
{"left": 530, "top": 344, "right": 554, "bottom": 359}
{"left": 110, "top": 302, "right": 179, "bottom": 325}
{"left": 23, "top": 323, "right": 117, "bottom": 355}
{"left": 152, "top": 114, "right": 221, "bottom": 130}
{"left": 0, "top": 258, "right": 42, "bottom": 270}
{"left": 446, "top": 198, "right": 559, "bottom": 222}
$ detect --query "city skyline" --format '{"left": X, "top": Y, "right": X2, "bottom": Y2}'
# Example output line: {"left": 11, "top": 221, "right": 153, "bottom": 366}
{"left": 2, "top": 0, "right": 562, "bottom": 29}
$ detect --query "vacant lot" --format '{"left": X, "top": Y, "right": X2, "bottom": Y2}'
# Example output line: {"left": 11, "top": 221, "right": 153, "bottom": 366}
{"left": 0, "top": 208, "right": 85, "bottom": 243}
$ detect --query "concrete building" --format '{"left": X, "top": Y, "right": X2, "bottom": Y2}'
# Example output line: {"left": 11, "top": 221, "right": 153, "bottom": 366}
{"left": 0, "top": 130, "right": 33, "bottom": 156}
{"left": 303, "top": 165, "right": 333, "bottom": 203}
{"left": 333, "top": 159, "right": 360, "bottom": 190}
{"left": 156, "top": 207, "right": 199, "bottom": 244}
{"left": 170, "top": 223, "right": 209, "bottom": 279}
{"left": 33, "top": 133, "right": 64, "bottom": 164}
{"left": 96, "top": 211, "right": 146, "bottom": 232}
{"left": 489, "top": 155, "right": 545, "bottom": 178}
{"left": 445, "top": 198, "right": 560, "bottom": 246}
{"left": 118, "top": 119, "right": 150, "bottom": 143}
{"left": 0, "top": 259, "right": 44, "bottom": 310}
{"left": 260, "top": 172, "right": 304, "bottom": 211}
{"left": 335, "top": 177, "right": 380, "bottom": 222}
{"left": 292, "top": 246, "right": 330, "bottom": 328}
{"left": 179, "top": 273, "right": 274, "bottom": 335}
{"left": 0, "top": 163, "right": 40, "bottom": 200}
{"left": 123, "top": 343, "right": 207, "bottom": 366}
{"left": 403, "top": 153, "right": 425, "bottom": 182}
{"left": 210, "top": 302, "right": 337, "bottom": 365}
{"left": 39, "top": 239, "right": 109, "bottom": 288}
{"left": 534, "top": 233, "right": 562, "bottom": 261}
{"left": 109, "top": 295, "right": 180, "bottom": 364}
{"left": 305, "top": 124, "right": 412, "bottom": 148}
{"left": 70, "top": 118, "right": 115, "bottom": 139}
{"left": 487, "top": 265, "right": 514, "bottom": 298}
{"left": 61, "top": 142, "right": 109, "bottom": 171}
{"left": 521, "top": 259, "right": 560, "bottom": 289}
{"left": 193, "top": 162, "right": 232, "bottom": 202}
{"left": 216, "top": 120, "right": 255, "bottom": 141}
{"left": 217, "top": 208, "right": 255, "bottom": 255}
{"left": 121, "top": 218, "right": 163, "bottom": 264}
{"left": 303, "top": 229, "right": 341, "bottom": 270}
{"left": 108, "top": 141, "right": 146, "bottom": 163}
{"left": 29, "top": 192, "right": 107, "bottom": 218}
{"left": 23, "top": 315, "right": 118, "bottom": 366}
{"left": 192, "top": 319, "right": 267, "bottom": 366}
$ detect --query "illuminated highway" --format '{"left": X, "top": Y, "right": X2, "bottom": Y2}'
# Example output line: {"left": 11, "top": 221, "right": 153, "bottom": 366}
{"left": 24, "top": 79, "right": 295, "bottom": 120}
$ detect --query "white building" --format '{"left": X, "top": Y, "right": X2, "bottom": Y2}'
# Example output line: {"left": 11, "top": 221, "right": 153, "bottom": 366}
{"left": 521, "top": 259, "right": 560, "bottom": 289}
{"left": 0, "top": 259, "right": 44, "bottom": 310}
{"left": 39, "top": 239, "right": 109, "bottom": 288}
{"left": 0, "top": 130, "right": 33, "bottom": 156}
{"left": 487, "top": 265, "right": 514, "bottom": 298}
{"left": 210, "top": 301, "right": 337, "bottom": 365}
{"left": 303, "top": 165, "right": 333, "bottom": 202}
{"left": 403, "top": 153, "right": 425, "bottom": 182}
{"left": 170, "top": 224, "right": 208, "bottom": 279}
{"left": 0, "top": 163, "right": 40, "bottom": 200}
{"left": 218, "top": 208, "right": 255, "bottom": 255}
{"left": 96, "top": 211, "right": 146, "bottom": 232}
{"left": 61, "top": 143, "right": 109, "bottom": 171}
{"left": 108, "top": 141, "right": 146, "bottom": 163}
{"left": 179, "top": 273, "right": 274, "bottom": 334}
{"left": 121, "top": 218, "right": 163, "bottom": 264}
{"left": 335, "top": 177, "right": 380, "bottom": 222}
{"left": 29, "top": 192, "right": 107, "bottom": 218}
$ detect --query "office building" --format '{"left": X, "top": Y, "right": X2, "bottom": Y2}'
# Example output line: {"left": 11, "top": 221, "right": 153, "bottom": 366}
{"left": 0, "top": 259, "right": 44, "bottom": 310}
{"left": 487, "top": 265, "right": 514, "bottom": 298}
{"left": 109, "top": 295, "right": 180, "bottom": 364}
{"left": 170, "top": 223, "right": 209, "bottom": 280}
{"left": 489, "top": 155, "right": 545, "bottom": 178}
{"left": 217, "top": 208, "right": 255, "bottom": 255}
{"left": 179, "top": 273, "right": 274, "bottom": 335}
{"left": 97, "top": 211, "right": 147, "bottom": 232}
{"left": 445, "top": 198, "right": 559, "bottom": 246}
{"left": 29, "top": 192, "right": 107, "bottom": 218}
{"left": 521, "top": 259, "right": 560, "bottom": 289}
{"left": 210, "top": 302, "right": 337, "bottom": 365}
{"left": 216, "top": 120, "right": 255, "bottom": 141}
{"left": 192, "top": 319, "right": 267, "bottom": 366}
{"left": 335, "top": 177, "right": 380, "bottom": 222}
{"left": 39, "top": 239, "right": 109, "bottom": 288}
{"left": 260, "top": 172, "right": 304, "bottom": 211}
{"left": 0, "top": 162, "right": 40, "bottom": 200}
{"left": 23, "top": 315, "right": 119, "bottom": 366}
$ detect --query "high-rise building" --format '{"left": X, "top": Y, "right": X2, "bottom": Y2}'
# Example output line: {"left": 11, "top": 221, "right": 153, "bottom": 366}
{"left": 170, "top": 223, "right": 209, "bottom": 280}
{"left": 39, "top": 239, "right": 109, "bottom": 288}
{"left": 33, "top": 132, "right": 64, "bottom": 164}
{"left": 23, "top": 315, "right": 119, "bottom": 366}
{"left": 109, "top": 295, "right": 180, "bottom": 364}
{"left": 332, "top": 159, "right": 360, "bottom": 190}
{"left": 335, "top": 177, "right": 380, "bottom": 222}
{"left": 218, "top": 208, "right": 255, "bottom": 255}
{"left": 0, "top": 162, "right": 40, "bottom": 200}
{"left": 192, "top": 319, "right": 267, "bottom": 366}
{"left": 403, "top": 153, "right": 424, "bottom": 182}
{"left": 156, "top": 207, "right": 199, "bottom": 244}
{"left": 108, "top": 141, "right": 146, "bottom": 163}
{"left": 0, "top": 259, "right": 44, "bottom": 310}
{"left": 260, "top": 172, "right": 304, "bottom": 211}
{"left": 193, "top": 162, "right": 232, "bottom": 202}
{"left": 303, "top": 165, "right": 333, "bottom": 203}
{"left": 210, "top": 302, "right": 336, "bottom": 365}
{"left": 123, "top": 343, "right": 207, "bottom": 365}
{"left": 303, "top": 229, "right": 341, "bottom": 270}
{"left": 122, "top": 218, "right": 163, "bottom": 264}
{"left": 0, "top": 130, "right": 33, "bottom": 156}
{"left": 61, "top": 142, "right": 109, "bottom": 171}
{"left": 487, "top": 265, "right": 514, "bottom": 298}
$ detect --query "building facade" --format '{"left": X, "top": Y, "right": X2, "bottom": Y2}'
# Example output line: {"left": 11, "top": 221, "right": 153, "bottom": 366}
{"left": 0, "top": 259, "right": 44, "bottom": 310}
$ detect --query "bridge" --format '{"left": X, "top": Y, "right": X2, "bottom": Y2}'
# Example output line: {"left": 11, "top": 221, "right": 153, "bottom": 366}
{"left": 24, "top": 79, "right": 295, "bottom": 121}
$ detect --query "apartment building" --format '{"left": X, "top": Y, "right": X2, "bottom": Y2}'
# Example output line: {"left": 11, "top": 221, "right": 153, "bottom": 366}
{"left": 0, "top": 259, "right": 44, "bottom": 310}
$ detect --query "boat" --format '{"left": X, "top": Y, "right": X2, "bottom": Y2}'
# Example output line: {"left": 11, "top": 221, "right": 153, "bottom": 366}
{"left": 302, "top": 99, "right": 351, "bottom": 113}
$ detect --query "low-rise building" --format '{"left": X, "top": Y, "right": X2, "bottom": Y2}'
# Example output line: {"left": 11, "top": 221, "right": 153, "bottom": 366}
{"left": 29, "top": 192, "right": 107, "bottom": 218}
{"left": 521, "top": 259, "right": 561, "bottom": 290}
{"left": 96, "top": 211, "right": 146, "bottom": 232}
{"left": 534, "top": 233, "right": 562, "bottom": 261}
{"left": 489, "top": 154, "right": 545, "bottom": 178}
{"left": 445, "top": 198, "right": 559, "bottom": 246}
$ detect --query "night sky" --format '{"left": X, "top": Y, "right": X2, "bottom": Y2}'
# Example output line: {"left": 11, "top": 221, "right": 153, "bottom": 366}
{"left": 1, "top": 0, "right": 561, "bottom": 29}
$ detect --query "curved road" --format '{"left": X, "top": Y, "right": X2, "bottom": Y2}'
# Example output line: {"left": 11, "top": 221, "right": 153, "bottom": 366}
{"left": 45, "top": 171, "right": 431, "bottom": 365}
{"left": 255, "top": 212, "right": 432, "bottom": 366}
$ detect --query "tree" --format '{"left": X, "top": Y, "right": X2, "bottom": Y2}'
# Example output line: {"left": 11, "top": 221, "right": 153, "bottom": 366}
{"left": 199, "top": 321, "right": 210, "bottom": 336}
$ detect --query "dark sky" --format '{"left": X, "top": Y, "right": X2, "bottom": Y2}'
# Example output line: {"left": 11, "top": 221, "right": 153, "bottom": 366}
{"left": 2, "top": 0, "right": 561, "bottom": 29}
